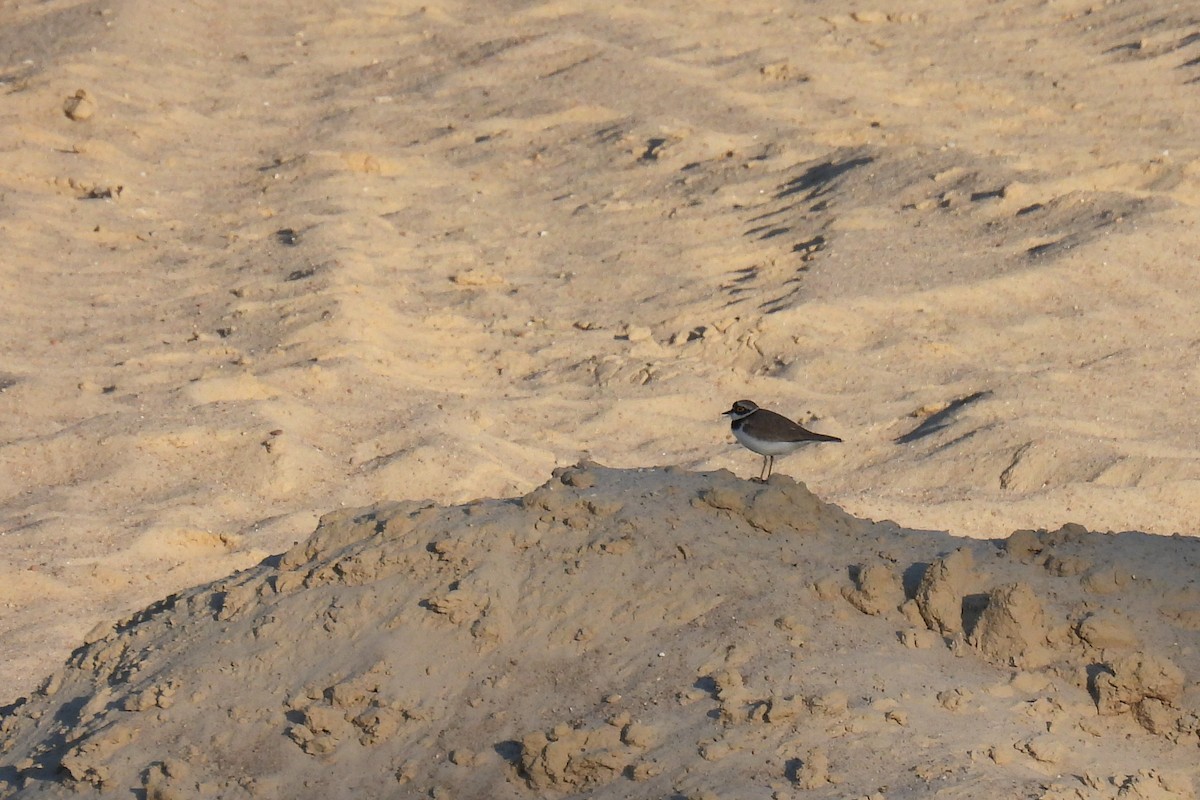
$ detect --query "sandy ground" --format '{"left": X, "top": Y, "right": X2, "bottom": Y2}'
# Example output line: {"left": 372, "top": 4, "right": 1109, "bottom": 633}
{"left": 1, "top": 0, "right": 1199, "bottom": 793}
{"left": 3, "top": 465, "right": 1198, "bottom": 797}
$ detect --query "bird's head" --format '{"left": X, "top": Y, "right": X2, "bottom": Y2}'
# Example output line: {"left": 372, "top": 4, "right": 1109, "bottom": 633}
{"left": 723, "top": 400, "right": 759, "bottom": 419}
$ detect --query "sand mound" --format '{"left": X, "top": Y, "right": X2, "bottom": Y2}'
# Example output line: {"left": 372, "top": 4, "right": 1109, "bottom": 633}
{"left": 2, "top": 464, "right": 1196, "bottom": 798}
{"left": 6, "top": 0, "right": 1200, "bottom": 706}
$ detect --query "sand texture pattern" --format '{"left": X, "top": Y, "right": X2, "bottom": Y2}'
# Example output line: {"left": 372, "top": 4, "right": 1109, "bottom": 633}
{"left": 2, "top": 0, "right": 1200, "bottom": 793}
{"left": 2, "top": 464, "right": 1198, "bottom": 798}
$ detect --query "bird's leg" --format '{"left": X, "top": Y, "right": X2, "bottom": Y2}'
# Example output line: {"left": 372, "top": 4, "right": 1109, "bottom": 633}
{"left": 762, "top": 455, "right": 774, "bottom": 481}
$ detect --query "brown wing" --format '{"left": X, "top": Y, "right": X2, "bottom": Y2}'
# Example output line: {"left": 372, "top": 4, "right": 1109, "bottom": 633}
{"left": 753, "top": 408, "right": 843, "bottom": 443}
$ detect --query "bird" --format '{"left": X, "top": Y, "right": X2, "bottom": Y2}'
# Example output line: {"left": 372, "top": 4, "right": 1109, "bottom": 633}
{"left": 723, "top": 399, "right": 842, "bottom": 481}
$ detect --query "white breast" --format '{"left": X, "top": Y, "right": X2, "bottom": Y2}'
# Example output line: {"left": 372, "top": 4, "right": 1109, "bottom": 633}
{"left": 733, "top": 425, "right": 806, "bottom": 457}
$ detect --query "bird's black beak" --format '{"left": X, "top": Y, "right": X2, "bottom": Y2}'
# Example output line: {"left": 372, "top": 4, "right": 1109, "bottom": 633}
{"left": 721, "top": 406, "right": 736, "bottom": 417}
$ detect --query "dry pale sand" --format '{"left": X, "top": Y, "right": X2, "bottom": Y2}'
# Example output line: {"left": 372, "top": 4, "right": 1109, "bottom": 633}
{"left": 1, "top": 0, "right": 1199, "bottom": 795}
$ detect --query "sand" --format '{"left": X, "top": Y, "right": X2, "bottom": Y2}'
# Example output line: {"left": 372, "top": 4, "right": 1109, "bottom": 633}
{"left": 1, "top": 0, "right": 1199, "bottom": 795}
{"left": 3, "top": 465, "right": 1199, "bottom": 797}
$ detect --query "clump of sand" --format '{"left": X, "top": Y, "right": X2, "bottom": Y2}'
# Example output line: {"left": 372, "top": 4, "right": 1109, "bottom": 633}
{"left": 2, "top": 464, "right": 1195, "bottom": 798}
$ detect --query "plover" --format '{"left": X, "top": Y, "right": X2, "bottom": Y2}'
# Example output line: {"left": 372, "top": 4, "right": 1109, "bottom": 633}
{"left": 723, "top": 399, "right": 842, "bottom": 481}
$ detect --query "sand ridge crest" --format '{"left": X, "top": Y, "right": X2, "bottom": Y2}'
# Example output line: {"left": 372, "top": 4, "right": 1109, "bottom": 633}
{"left": 1, "top": 464, "right": 1197, "bottom": 798}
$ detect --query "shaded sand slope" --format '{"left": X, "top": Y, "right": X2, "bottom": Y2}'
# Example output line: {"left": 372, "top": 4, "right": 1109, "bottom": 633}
{"left": 2, "top": 465, "right": 1197, "bottom": 798}
{"left": 4, "top": 0, "right": 1200, "bottom": 699}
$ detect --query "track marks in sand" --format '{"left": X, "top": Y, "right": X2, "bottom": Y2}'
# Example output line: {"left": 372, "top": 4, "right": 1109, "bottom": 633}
{"left": 4, "top": 0, "right": 1200, "bottom": 698}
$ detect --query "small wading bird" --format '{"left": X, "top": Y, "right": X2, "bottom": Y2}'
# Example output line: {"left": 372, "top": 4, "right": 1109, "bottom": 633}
{"left": 723, "top": 399, "right": 842, "bottom": 481}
